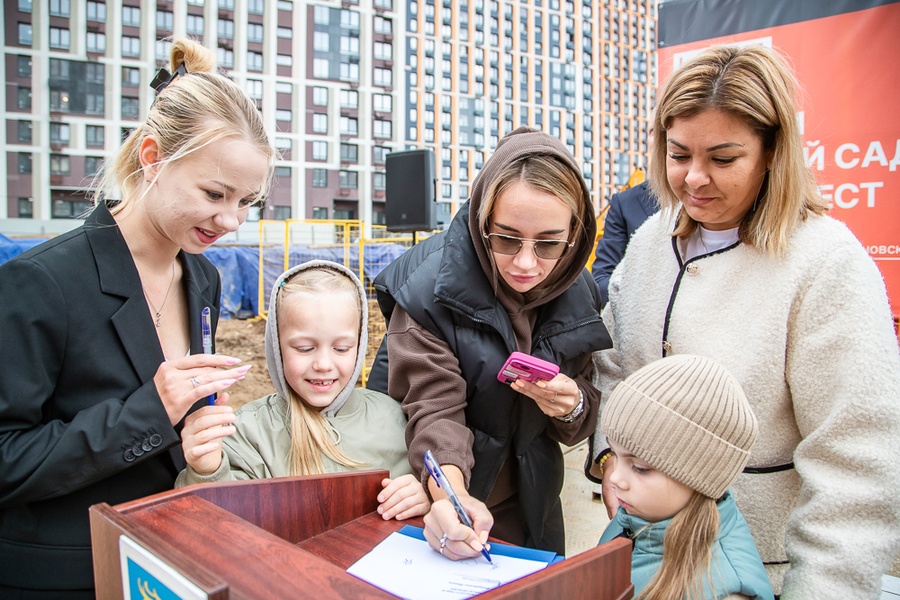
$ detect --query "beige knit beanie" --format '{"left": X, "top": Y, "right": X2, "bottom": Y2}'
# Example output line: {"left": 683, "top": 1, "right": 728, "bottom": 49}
{"left": 601, "top": 354, "right": 758, "bottom": 499}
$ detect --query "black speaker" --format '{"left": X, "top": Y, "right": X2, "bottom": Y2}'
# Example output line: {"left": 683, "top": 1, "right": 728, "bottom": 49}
{"left": 385, "top": 149, "right": 437, "bottom": 232}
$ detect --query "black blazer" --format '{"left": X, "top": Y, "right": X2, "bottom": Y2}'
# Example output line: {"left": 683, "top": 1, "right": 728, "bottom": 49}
{"left": 591, "top": 181, "right": 659, "bottom": 305}
{"left": 0, "top": 203, "right": 220, "bottom": 592}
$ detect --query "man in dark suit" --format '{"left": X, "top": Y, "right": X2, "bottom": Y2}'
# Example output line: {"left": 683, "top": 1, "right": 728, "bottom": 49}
{"left": 591, "top": 181, "right": 658, "bottom": 306}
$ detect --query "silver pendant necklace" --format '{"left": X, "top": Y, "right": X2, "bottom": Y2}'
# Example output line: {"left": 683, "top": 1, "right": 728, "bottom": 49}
{"left": 144, "top": 261, "right": 176, "bottom": 328}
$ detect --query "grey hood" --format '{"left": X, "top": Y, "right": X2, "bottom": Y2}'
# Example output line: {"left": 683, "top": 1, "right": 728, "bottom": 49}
{"left": 264, "top": 260, "right": 368, "bottom": 418}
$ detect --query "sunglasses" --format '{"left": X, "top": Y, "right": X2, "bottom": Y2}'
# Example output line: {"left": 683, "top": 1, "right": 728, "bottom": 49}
{"left": 483, "top": 232, "right": 574, "bottom": 260}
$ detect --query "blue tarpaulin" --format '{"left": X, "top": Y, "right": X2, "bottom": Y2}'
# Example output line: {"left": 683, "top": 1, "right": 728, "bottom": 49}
{"left": 0, "top": 236, "right": 408, "bottom": 319}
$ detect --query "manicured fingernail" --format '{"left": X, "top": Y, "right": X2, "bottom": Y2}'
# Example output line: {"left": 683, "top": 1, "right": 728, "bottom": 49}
{"left": 218, "top": 379, "right": 237, "bottom": 388}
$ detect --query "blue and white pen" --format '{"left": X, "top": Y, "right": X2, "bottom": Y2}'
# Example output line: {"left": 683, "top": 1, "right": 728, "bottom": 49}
{"left": 424, "top": 450, "right": 493, "bottom": 564}
{"left": 201, "top": 307, "right": 215, "bottom": 405}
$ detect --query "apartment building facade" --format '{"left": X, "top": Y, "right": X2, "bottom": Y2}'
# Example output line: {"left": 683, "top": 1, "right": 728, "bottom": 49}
{"left": 2, "top": 0, "right": 655, "bottom": 231}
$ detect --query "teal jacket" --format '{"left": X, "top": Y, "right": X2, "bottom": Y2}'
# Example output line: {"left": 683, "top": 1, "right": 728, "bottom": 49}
{"left": 598, "top": 491, "right": 774, "bottom": 599}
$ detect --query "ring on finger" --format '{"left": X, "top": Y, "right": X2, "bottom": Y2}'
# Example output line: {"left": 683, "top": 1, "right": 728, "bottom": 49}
{"left": 439, "top": 533, "right": 448, "bottom": 555}
{"left": 190, "top": 377, "right": 201, "bottom": 388}
{"left": 550, "top": 392, "right": 557, "bottom": 403}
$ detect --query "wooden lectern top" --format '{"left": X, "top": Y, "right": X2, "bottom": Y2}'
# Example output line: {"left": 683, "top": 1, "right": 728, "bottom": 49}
{"left": 90, "top": 470, "right": 632, "bottom": 600}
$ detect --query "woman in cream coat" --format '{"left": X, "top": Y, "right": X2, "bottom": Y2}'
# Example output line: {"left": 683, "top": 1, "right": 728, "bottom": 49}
{"left": 592, "top": 45, "right": 900, "bottom": 599}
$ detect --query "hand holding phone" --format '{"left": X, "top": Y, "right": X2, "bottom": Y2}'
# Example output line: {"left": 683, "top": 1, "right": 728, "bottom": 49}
{"left": 497, "top": 352, "right": 559, "bottom": 385}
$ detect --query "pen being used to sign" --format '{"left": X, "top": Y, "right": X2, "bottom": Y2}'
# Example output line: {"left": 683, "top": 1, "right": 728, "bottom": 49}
{"left": 201, "top": 307, "right": 215, "bottom": 406}
{"left": 424, "top": 450, "right": 493, "bottom": 564}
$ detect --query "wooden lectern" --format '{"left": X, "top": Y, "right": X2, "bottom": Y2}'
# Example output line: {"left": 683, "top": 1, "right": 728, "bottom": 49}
{"left": 90, "top": 470, "right": 633, "bottom": 599}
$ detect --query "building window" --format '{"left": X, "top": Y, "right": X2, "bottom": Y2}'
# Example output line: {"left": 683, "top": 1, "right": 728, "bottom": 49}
{"left": 157, "top": 12, "right": 174, "bottom": 34}
{"left": 275, "top": 166, "right": 291, "bottom": 179}
{"left": 86, "top": 93, "right": 104, "bottom": 115}
{"left": 85, "top": 156, "right": 103, "bottom": 176}
{"left": 340, "top": 117, "right": 358, "bottom": 136}
{"left": 121, "top": 97, "right": 139, "bottom": 119}
{"left": 340, "top": 143, "right": 358, "bottom": 163}
{"left": 341, "top": 10, "right": 360, "bottom": 30}
{"left": 247, "top": 51, "right": 263, "bottom": 71}
{"left": 276, "top": 54, "right": 292, "bottom": 67}
{"left": 313, "top": 59, "right": 329, "bottom": 78}
{"left": 340, "top": 89, "right": 358, "bottom": 109}
{"left": 374, "top": 120, "right": 392, "bottom": 138}
{"left": 18, "top": 198, "right": 33, "bottom": 218}
{"left": 217, "top": 47, "right": 234, "bottom": 68}
{"left": 87, "top": 32, "right": 106, "bottom": 53}
{"left": 18, "top": 153, "right": 32, "bottom": 174}
{"left": 339, "top": 170, "right": 358, "bottom": 188}
{"left": 49, "top": 90, "right": 70, "bottom": 112}
{"left": 87, "top": 1, "right": 106, "bottom": 22}
{"left": 219, "top": 0, "right": 234, "bottom": 9}
{"left": 374, "top": 94, "right": 392, "bottom": 112}
{"left": 374, "top": 172, "right": 386, "bottom": 190}
{"left": 333, "top": 209, "right": 354, "bottom": 220}
{"left": 312, "top": 141, "right": 328, "bottom": 160}
{"left": 312, "top": 169, "right": 328, "bottom": 188}
{"left": 122, "top": 66, "right": 140, "bottom": 86}
{"left": 312, "top": 113, "right": 328, "bottom": 134}
{"left": 374, "top": 68, "right": 392, "bottom": 87}
{"left": 313, "top": 87, "right": 328, "bottom": 106}
{"left": 50, "top": 0, "right": 71, "bottom": 16}
{"left": 50, "top": 28, "right": 71, "bottom": 49}
{"left": 18, "top": 23, "right": 33, "bottom": 46}
{"left": 275, "top": 109, "right": 292, "bottom": 122}
{"left": 374, "top": 42, "right": 392, "bottom": 61}
{"left": 245, "top": 79, "right": 262, "bottom": 100}
{"left": 272, "top": 206, "right": 292, "bottom": 220}
{"left": 248, "top": 0, "right": 264, "bottom": 14}
{"left": 17, "top": 121, "right": 32, "bottom": 143}
{"left": 53, "top": 199, "right": 91, "bottom": 218}
{"left": 50, "top": 123, "right": 71, "bottom": 144}
{"left": 122, "top": 36, "right": 141, "bottom": 57}
{"left": 155, "top": 39, "right": 171, "bottom": 61}
{"left": 18, "top": 0, "right": 32, "bottom": 12}
{"left": 248, "top": 23, "right": 264, "bottom": 43}
{"left": 374, "top": 16, "right": 392, "bottom": 34}
{"left": 217, "top": 19, "right": 234, "bottom": 38}
{"left": 50, "top": 154, "right": 71, "bottom": 175}
{"left": 186, "top": 15, "right": 204, "bottom": 36}
{"left": 374, "top": 146, "right": 389, "bottom": 164}
{"left": 312, "top": 207, "right": 328, "bottom": 219}
{"left": 340, "top": 36, "right": 360, "bottom": 56}
{"left": 17, "top": 55, "right": 32, "bottom": 77}
{"left": 122, "top": 5, "right": 141, "bottom": 27}
{"left": 340, "top": 63, "right": 359, "bottom": 82}
{"left": 313, "top": 31, "right": 330, "bottom": 52}
{"left": 86, "top": 125, "right": 105, "bottom": 146}
{"left": 277, "top": 27, "right": 292, "bottom": 38}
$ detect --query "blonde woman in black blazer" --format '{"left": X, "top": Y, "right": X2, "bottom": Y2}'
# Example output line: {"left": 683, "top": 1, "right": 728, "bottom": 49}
{"left": 0, "top": 39, "right": 275, "bottom": 598}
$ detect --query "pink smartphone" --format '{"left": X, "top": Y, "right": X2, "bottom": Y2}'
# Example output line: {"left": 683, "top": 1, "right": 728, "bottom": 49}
{"left": 497, "top": 352, "right": 560, "bottom": 384}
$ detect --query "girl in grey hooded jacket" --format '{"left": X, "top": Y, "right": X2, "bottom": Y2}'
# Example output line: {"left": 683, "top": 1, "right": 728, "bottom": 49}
{"left": 176, "top": 260, "right": 429, "bottom": 522}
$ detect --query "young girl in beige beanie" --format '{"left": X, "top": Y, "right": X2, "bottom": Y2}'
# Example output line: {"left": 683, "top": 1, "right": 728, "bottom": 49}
{"left": 598, "top": 354, "right": 773, "bottom": 600}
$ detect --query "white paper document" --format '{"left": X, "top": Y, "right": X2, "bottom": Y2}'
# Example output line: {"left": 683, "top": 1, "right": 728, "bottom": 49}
{"left": 347, "top": 528, "right": 553, "bottom": 600}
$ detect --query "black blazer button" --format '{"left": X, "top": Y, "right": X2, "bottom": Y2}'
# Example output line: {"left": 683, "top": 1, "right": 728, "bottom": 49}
{"left": 149, "top": 434, "right": 163, "bottom": 447}
{"left": 132, "top": 443, "right": 145, "bottom": 457}
{"left": 142, "top": 439, "right": 153, "bottom": 452}
{"left": 124, "top": 449, "right": 136, "bottom": 462}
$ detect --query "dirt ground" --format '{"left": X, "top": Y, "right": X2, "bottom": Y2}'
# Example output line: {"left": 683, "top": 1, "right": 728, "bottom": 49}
{"left": 214, "top": 300, "right": 386, "bottom": 409}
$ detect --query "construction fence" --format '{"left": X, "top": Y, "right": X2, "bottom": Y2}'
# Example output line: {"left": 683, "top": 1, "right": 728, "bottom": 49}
{"left": 204, "top": 219, "right": 434, "bottom": 320}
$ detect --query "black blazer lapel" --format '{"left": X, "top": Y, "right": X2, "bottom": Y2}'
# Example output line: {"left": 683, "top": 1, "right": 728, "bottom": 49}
{"left": 85, "top": 205, "right": 165, "bottom": 383}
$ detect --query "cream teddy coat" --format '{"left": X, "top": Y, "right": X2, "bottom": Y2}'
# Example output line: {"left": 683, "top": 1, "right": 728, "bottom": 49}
{"left": 594, "top": 210, "right": 900, "bottom": 599}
